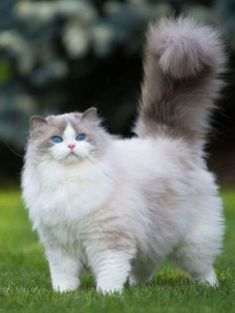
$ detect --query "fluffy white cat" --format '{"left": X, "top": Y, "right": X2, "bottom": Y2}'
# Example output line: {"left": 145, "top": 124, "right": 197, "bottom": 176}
{"left": 22, "top": 17, "right": 226, "bottom": 294}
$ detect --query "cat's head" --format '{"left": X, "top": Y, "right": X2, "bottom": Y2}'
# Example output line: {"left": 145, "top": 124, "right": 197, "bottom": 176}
{"left": 27, "top": 108, "right": 111, "bottom": 165}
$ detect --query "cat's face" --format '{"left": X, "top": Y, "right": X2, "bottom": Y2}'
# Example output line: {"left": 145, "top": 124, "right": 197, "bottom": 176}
{"left": 27, "top": 108, "right": 110, "bottom": 165}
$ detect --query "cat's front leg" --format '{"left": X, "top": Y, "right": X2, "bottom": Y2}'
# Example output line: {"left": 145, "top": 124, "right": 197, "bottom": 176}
{"left": 45, "top": 249, "right": 80, "bottom": 293}
{"left": 88, "top": 248, "right": 134, "bottom": 294}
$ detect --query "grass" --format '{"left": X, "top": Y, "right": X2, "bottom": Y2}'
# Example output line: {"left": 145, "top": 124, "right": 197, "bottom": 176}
{"left": 0, "top": 190, "right": 234, "bottom": 313}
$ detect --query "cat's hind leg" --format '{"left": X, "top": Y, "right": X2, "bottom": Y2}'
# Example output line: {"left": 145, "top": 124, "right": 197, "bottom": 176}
{"left": 129, "top": 258, "right": 156, "bottom": 286}
{"left": 174, "top": 246, "right": 218, "bottom": 286}
{"left": 173, "top": 215, "right": 223, "bottom": 287}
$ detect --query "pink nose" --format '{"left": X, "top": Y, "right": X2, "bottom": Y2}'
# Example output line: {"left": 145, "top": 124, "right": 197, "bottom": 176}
{"left": 68, "top": 143, "right": 76, "bottom": 150}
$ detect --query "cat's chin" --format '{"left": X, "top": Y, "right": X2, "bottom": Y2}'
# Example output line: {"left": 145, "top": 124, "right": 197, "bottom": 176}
{"left": 57, "top": 153, "right": 83, "bottom": 165}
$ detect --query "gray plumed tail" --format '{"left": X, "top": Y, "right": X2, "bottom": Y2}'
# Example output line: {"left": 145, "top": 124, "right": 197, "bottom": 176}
{"left": 135, "top": 17, "right": 226, "bottom": 150}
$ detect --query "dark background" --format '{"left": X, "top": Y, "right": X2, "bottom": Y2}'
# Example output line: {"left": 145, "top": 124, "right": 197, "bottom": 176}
{"left": 0, "top": 0, "right": 234, "bottom": 187}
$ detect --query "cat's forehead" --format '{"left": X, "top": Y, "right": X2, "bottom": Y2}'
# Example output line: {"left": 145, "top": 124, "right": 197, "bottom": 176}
{"left": 46, "top": 113, "right": 82, "bottom": 131}
{"left": 63, "top": 123, "right": 76, "bottom": 139}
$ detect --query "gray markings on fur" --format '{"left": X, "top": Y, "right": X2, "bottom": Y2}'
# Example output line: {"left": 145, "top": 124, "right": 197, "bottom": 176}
{"left": 135, "top": 17, "right": 226, "bottom": 152}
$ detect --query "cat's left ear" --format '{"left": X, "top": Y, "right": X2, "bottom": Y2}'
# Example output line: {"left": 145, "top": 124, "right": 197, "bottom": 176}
{"left": 81, "top": 107, "right": 97, "bottom": 122}
{"left": 30, "top": 116, "right": 47, "bottom": 132}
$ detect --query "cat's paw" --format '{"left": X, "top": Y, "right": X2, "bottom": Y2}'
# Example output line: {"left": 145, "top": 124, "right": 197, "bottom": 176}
{"left": 52, "top": 278, "right": 79, "bottom": 293}
{"left": 194, "top": 268, "right": 218, "bottom": 287}
{"left": 96, "top": 284, "right": 123, "bottom": 295}
{"left": 96, "top": 279, "right": 124, "bottom": 295}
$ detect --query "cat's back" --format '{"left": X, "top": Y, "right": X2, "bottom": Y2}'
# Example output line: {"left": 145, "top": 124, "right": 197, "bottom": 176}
{"left": 112, "top": 136, "right": 197, "bottom": 179}
{"left": 111, "top": 136, "right": 217, "bottom": 199}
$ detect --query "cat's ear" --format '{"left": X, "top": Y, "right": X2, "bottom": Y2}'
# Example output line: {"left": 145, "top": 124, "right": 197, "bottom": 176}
{"left": 82, "top": 107, "right": 97, "bottom": 122}
{"left": 30, "top": 116, "right": 47, "bottom": 132}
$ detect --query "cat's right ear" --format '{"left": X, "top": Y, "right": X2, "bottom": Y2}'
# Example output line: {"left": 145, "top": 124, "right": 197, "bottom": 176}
{"left": 30, "top": 116, "right": 47, "bottom": 132}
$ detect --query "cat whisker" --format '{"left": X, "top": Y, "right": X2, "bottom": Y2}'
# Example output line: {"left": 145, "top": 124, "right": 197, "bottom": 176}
{"left": 4, "top": 140, "right": 23, "bottom": 159}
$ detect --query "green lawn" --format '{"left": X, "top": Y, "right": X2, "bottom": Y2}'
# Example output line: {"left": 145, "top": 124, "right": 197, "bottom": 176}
{"left": 0, "top": 190, "right": 234, "bottom": 313}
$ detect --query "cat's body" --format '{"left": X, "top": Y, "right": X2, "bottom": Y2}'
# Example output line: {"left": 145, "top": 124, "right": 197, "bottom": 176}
{"left": 22, "top": 18, "right": 226, "bottom": 293}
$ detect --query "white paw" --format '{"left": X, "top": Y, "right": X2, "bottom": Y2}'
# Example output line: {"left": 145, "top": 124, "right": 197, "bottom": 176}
{"left": 52, "top": 279, "right": 79, "bottom": 293}
{"left": 96, "top": 283, "right": 123, "bottom": 295}
{"left": 196, "top": 269, "right": 218, "bottom": 287}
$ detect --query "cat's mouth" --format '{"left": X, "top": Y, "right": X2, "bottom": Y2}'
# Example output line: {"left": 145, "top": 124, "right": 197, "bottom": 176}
{"left": 60, "top": 153, "right": 80, "bottom": 164}
{"left": 67, "top": 151, "right": 79, "bottom": 158}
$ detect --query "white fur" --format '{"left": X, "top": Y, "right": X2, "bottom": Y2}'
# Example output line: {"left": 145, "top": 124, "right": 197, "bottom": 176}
{"left": 22, "top": 136, "right": 224, "bottom": 294}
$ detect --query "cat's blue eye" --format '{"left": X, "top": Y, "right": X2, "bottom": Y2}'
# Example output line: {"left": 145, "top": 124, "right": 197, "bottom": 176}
{"left": 51, "top": 136, "right": 63, "bottom": 143}
{"left": 76, "top": 134, "right": 86, "bottom": 141}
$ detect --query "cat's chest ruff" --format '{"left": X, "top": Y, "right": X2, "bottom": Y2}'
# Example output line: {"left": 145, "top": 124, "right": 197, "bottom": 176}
{"left": 29, "top": 159, "right": 116, "bottom": 228}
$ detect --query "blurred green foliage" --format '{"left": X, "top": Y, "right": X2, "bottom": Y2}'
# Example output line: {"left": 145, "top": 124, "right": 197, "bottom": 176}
{"left": 0, "top": 0, "right": 235, "bottom": 183}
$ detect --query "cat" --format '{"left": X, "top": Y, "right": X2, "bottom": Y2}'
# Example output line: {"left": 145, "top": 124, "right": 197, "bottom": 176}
{"left": 21, "top": 17, "right": 226, "bottom": 294}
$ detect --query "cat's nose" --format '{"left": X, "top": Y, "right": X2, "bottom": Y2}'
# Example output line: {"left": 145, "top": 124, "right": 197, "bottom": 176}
{"left": 68, "top": 143, "right": 76, "bottom": 150}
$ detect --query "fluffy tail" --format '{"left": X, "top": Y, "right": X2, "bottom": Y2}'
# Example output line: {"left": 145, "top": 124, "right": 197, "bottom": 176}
{"left": 135, "top": 17, "right": 226, "bottom": 150}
